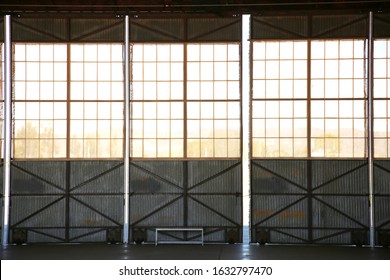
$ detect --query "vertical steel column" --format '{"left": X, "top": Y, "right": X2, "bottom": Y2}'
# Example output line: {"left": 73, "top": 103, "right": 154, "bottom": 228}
{"left": 241, "top": 14, "right": 251, "bottom": 243}
{"left": 123, "top": 15, "right": 130, "bottom": 244}
{"left": 2, "top": 15, "right": 12, "bottom": 246}
{"left": 367, "top": 11, "right": 375, "bottom": 248}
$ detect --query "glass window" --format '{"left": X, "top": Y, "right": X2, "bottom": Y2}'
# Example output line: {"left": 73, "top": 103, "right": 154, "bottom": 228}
{"left": 311, "top": 40, "right": 366, "bottom": 158}
{"left": 13, "top": 43, "right": 67, "bottom": 158}
{"left": 252, "top": 39, "right": 367, "bottom": 158}
{"left": 70, "top": 44, "right": 124, "bottom": 158}
{"left": 187, "top": 43, "right": 241, "bottom": 158}
{"left": 374, "top": 39, "right": 390, "bottom": 158}
{"left": 131, "top": 44, "right": 184, "bottom": 158}
{"left": 252, "top": 41, "right": 308, "bottom": 158}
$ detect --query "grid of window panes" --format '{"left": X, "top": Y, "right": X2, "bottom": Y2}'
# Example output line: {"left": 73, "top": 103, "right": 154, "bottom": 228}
{"left": 131, "top": 44, "right": 184, "bottom": 158}
{"left": 252, "top": 41, "right": 308, "bottom": 157}
{"left": 187, "top": 43, "right": 241, "bottom": 158}
{"left": 374, "top": 39, "right": 390, "bottom": 158}
{"left": 70, "top": 44, "right": 124, "bottom": 158}
{"left": 311, "top": 40, "right": 366, "bottom": 157}
{"left": 13, "top": 44, "right": 68, "bottom": 158}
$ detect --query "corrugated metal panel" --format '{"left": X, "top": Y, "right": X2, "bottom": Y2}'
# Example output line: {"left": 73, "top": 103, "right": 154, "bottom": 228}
{"left": 69, "top": 196, "right": 121, "bottom": 227}
{"left": 188, "top": 195, "right": 241, "bottom": 226}
{"left": 12, "top": 161, "right": 66, "bottom": 193}
{"left": 189, "top": 161, "right": 241, "bottom": 194}
{"left": 131, "top": 160, "right": 183, "bottom": 188}
{"left": 70, "top": 229, "right": 106, "bottom": 242}
{"left": 130, "top": 19, "right": 184, "bottom": 42}
{"left": 312, "top": 230, "right": 352, "bottom": 244}
{"left": 12, "top": 18, "right": 67, "bottom": 42}
{"left": 130, "top": 160, "right": 242, "bottom": 243}
{"left": 252, "top": 195, "right": 307, "bottom": 228}
{"left": 312, "top": 15, "right": 368, "bottom": 38}
{"left": 188, "top": 160, "right": 240, "bottom": 187}
{"left": 27, "top": 229, "right": 65, "bottom": 243}
{"left": 187, "top": 18, "right": 241, "bottom": 42}
{"left": 374, "top": 14, "right": 390, "bottom": 38}
{"left": 375, "top": 197, "right": 390, "bottom": 230}
{"left": 252, "top": 160, "right": 307, "bottom": 193}
{"left": 251, "top": 159, "right": 369, "bottom": 245}
{"left": 70, "top": 19, "right": 123, "bottom": 42}
{"left": 252, "top": 16, "right": 308, "bottom": 40}
{"left": 312, "top": 160, "right": 366, "bottom": 189}
{"left": 72, "top": 164, "right": 123, "bottom": 194}
{"left": 0, "top": 165, "right": 3, "bottom": 195}
{"left": 374, "top": 161, "right": 390, "bottom": 195}
{"left": 313, "top": 162, "right": 367, "bottom": 195}
{"left": 312, "top": 196, "right": 368, "bottom": 228}
{"left": 0, "top": 165, "right": 2, "bottom": 238}
{"left": 269, "top": 229, "right": 308, "bottom": 244}
{"left": 130, "top": 194, "right": 183, "bottom": 227}
{"left": 0, "top": 20, "right": 3, "bottom": 41}
{"left": 11, "top": 196, "right": 65, "bottom": 227}
{"left": 373, "top": 161, "right": 390, "bottom": 232}
{"left": 70, "top": 161, "right": 123, "bottom": 189}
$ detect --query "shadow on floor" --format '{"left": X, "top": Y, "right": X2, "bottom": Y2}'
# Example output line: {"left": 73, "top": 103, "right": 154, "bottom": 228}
{"left": 1, "top": 243, "right": 389, "bottom": 260}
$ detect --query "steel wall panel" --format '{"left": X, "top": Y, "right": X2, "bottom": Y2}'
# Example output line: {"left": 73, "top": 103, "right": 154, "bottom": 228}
{"left": 188, "top": 160, "right": 240, "bottom": 187}
{"left": 0, "top": 19, "right": 3, "bottom": 41}
{"left": 251, "top": 159, "right": 369, "bottom": 245}
{"left": 312, "top": 196, "right": 368, "bottom": 228}
{"left": 312, "top": 15, "right": 368, "bottom": 38}
{"left": 187, "top": 18, "right": 241, "bottom": 42}
{"left": 374, "top": 160, "right": 390, "bottom": 237}
{"left": 312, "top": 160, "right": 367, "bottom": 192}
{"left": 312, "top": 229, "right": 351, "bottom": 244}
{"left": 130, "top": 160, "right": 242, "bottom": 243}
{"left": 71, "top": 164, "right": 123, "bottom": 194}
{"left": 252, "top": 16, "right": 308, "bottom": 39}
{"left": 188, "top": 195, "right": 241, "bottom": 226}
{"left": 70, "top": 161, "right": 123, "bottom": 190}
{"left": 131, "top": 160, "right": 183, "bottom": 188}
{"left": 11, "top": 196, "right": 65, "bottom": 228}
{"left": 12, "top": 18, "right": 67, "bottom": 42}
{"left": 375, "top": 197, "right": 390, "bottom": 230}
{"left": 69, "top": 229, "right": 107, "bottom": 243}
{"left": 269, "top": 229, "right": 309, "bottom": 244}
{"left": 252, "top": 14, "right": 369, "bottom": 40}
{"left": 12, "top": 161, "right": 66, "bottom": 193}
{"left": 375, "top": 161, "right": 390, "bottom": 195}
{"left": 0, "top": 165, "right": 2, "bottom": 241}
{"left": 69, "top": 195, "right": 122, "bottom": 227}
{"left": 26, "top": 229, "right": 66, "bottom": 243}
{"left": 374, "top": 14, "right": 390, "bottom": 38}
{"left": 252, "top": 160, "right": 307, "bottom": 193}
{"left": 188, "top": 160, "right": 241, "bottom": 193}
{"left": 9, "top": 160, "right": 124, "bottom": 243}
{"left": 130, "top": 195, "right": 183, "bottom": 227}
{"left": 130, "top": 19, "right": 184, "bottom": 42}
{"left": 252, "top": 195, "right": 307, "bottom": 227}
{"left": 70, "top": 18, "right": 123, "bottom": 42}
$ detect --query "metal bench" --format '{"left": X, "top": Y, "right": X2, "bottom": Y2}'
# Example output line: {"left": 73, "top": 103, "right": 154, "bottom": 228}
{"left": 155, "top": 227, "right": 204, "bottom": 245}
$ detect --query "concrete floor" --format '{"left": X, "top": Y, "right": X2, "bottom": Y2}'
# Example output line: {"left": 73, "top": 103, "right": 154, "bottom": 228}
{"left": 1, "top": 244, "right": 389, "bottom": 260}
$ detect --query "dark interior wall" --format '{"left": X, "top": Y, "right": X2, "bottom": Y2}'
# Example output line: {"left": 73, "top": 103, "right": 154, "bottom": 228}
{"left": 251, "top": 160, "right": 371, "bottom": 245}
{"left": 130, "top": 160, "right": 242, "bottom": 243}
{"left": 251, "top": 160, "right": 390, "bottom": 245}
{"left": 6, "top": 160, "right": 242, "bottom": 244}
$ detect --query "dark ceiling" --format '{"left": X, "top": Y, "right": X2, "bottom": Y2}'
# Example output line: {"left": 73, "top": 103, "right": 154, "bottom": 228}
{"left": 0, "top": 1, "right": 389, "bottom": 16}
